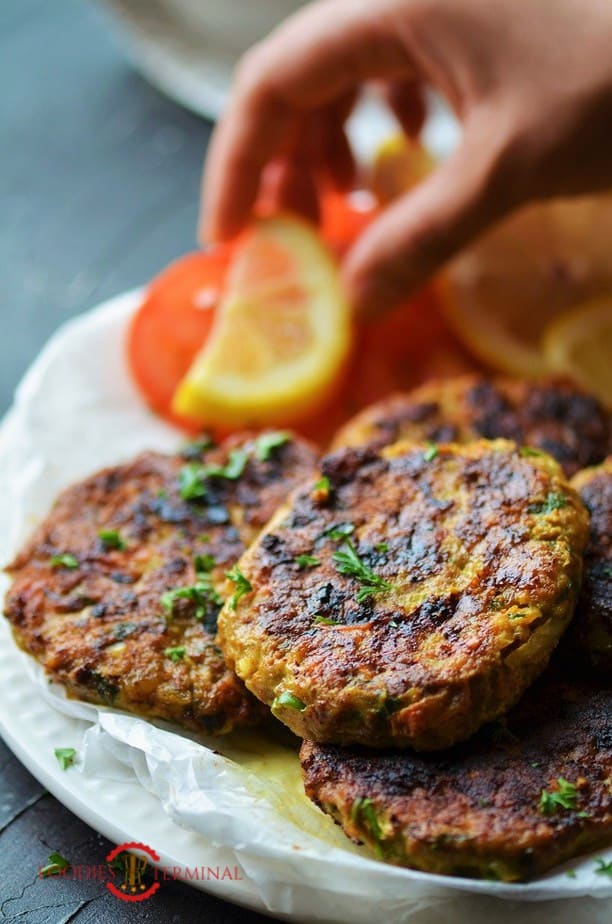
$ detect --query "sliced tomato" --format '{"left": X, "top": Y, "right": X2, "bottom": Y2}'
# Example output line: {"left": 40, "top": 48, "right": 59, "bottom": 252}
{"left": 125, "top": 192, "right": 474, "bottom": 442}
{"left": 126, "top": 247, "right": 233, "bottom": 430}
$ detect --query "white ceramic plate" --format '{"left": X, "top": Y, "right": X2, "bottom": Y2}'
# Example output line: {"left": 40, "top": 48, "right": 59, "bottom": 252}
{"left": 100, "top": 0, "right": 460, "bottom": 161}
{"left": 0, "top": 291, "right": 610, "bottom": 924}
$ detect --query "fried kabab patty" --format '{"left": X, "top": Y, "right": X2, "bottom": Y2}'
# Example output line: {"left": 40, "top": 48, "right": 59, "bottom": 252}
{"left": 568, "top": 458, "right": 612, "bottom": 671}
{"left": 300, "top": 673, "right": 612, "bottom": 882}
{"left": 218, "top": 439, "right": 589, "bottom": 749}
{"left": 332, "top": 376, "right": 612, "bottom": 477}
{"left": 4, "top": 432, "right": 317, "bottom": 734}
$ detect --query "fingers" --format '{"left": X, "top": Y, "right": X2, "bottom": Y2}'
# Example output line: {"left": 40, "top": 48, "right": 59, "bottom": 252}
{"left": 382, "top": 79, "right": 427, "bottom": 137}
{"left": 343, "top": 115, "right": 513, "bottom": 318}
{"left": 200, "top": 0, "right": 413, "bottom": 242}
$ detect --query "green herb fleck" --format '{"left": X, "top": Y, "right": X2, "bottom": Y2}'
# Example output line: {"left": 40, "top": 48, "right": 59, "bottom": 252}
{"left": 162, "top": 578, "right": 223, "bottom": 621}
{"left": 529, "top": 492, "right": 568, "bottom": 515}
{"left": 313, "top": 615, "right": 339, "bottom": 626}
{"left": 539, "top": 777, "right": 579, "bottom": 815}
{"left": 51, "top": 553, "right": 79, "bottom": 570}
{"left": 98, "top": 529, "right": 127, "bottom": 550}
{"left": 194, "top": 553, "right": 216, "bottom": 574}
{"left": 333, "top": 540, "right": 394, "bottom": 603}
{"left": 313, "top": 475, "right": 331, "bottom": 493}
{"left": 423, "top": 441, "right": 438, "bottom": 462}
{"left": 566, "top": 869, "right": 577, "bottom": 879}
{"left": 40, "top": 852, "right": 71, "bottom": 877}
{"left": 255, "top": 431, "right": 291, "bottom": 461}
{"left": 375, "top": 542, "right": 389, "bottom": 554}
{"left": 295, "top": 554, "right": 321, "bottom": 569}
{"left": 520, "top": 446, "right": 544, "bottom": 458}
{"left": 351, "top": 797, "right": 383, "bottom": 841}
{"left": 225, "top": 566, "right": 252, "bottom": 610}
{"left": 164, "top": 645, "right": 186, "bottom": 662}
{"left": 179, "top": 463, "right": 208, "bottom": 501}
{"left": 54, "top": 747, "right": 77, "bottom": 770}
{"left": 272, "top": 691, "right": 306, "bottom": 712}
{"left": 594, "top": 858, "right": 612, "bottom": 878}
{"left": 324, "top": 522, "right": 355, "bottom": 542}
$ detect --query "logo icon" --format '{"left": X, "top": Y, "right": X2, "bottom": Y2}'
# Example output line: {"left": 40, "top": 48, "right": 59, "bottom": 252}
{"left": 106, "top": 843, "right": 160, "bottom": 902}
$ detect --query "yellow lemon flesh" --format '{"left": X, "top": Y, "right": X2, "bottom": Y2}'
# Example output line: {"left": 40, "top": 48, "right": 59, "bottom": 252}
{"left": 172, "top": 215, "right": 352, "bottom": 427}
{"left": 543, "top": 296, "right": 612, "bottom": 405}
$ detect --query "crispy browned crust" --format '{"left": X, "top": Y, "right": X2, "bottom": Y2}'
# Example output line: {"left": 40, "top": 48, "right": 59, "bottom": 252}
{"left": 566, "top": 458, "right": 612, "bottom": 672}
{"left": 218, "top": 439, "right": 589, "bottom": 749}
{"left": 4, "top": 433, "right": 317, "bottom": 734}
{"left": 332, "top": 376, "right": 612, "bottom": 477}
{"left": 300, "top": 672, "right": 612, "bottom": 881}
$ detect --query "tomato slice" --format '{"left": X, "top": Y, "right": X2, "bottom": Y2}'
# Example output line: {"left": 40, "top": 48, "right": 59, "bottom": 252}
{"left": 126, "top": 247, "right": 232, "bottom": 430}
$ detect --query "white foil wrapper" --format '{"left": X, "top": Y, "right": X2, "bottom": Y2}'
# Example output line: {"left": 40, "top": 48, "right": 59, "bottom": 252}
{"left": 1, "top": 293, "right": 610, "bottom": 923}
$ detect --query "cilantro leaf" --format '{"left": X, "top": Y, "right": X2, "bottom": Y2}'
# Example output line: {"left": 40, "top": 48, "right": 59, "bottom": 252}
{"left": 539, "top": 777, "right": 579, "bottom": 814}
{"left": 54, "top": 747, "right": 77, "bottom": 770}
{"left": 225, "top": 566, "right": 252, "bottom": 610}
{"left": 255, "top": 431, "right": 291, "bottom": 461}
{"left": 423, "top": 441, "right": 438, "bottom": 462}
{"left": 51, "top": 553, "right": 79, "bottom": 570}
{"left": 98, "top": 529, "right": 127, "bottom": 550}
{"left": 164, "top": 645, "right": 186, "bottom": 662}
{"left": 333, "top": 540, "right": 394, "bottom": 602}
{"left": 40, "top": 852, "right": 71, "bottom": 877}
{"left": 295, "top": 554, "right": 321, "bottom": 569}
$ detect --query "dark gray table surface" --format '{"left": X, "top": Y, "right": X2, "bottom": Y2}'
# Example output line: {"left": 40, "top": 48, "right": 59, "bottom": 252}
{"left": 1, "top": 2, "right": 270, "bottom": 921}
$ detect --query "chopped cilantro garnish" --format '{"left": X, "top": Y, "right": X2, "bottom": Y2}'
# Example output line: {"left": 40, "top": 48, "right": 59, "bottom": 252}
{"left": 594, "top": 858, "right": 612, "bottom": 878}
{"left": 313, "top": 475, "right": 331, "bottom": 492}
{"left": 164, "top": 645, "right": 186, "bottom": 662}
{"left": 295, "top": 554, "right": 321, "bottom": 569}
{"left": 520, "top": 446, "right": 544, "bottom": 458}
{"left": 539, "top": 777, "right": 579, "bottom": 814}
{"left": 225, "top": 566, "right": 252, "bottom": 610}
{"left": 162, "top": 576, "right": 222, "bottom": 621}
{"left": 272, "top": 691, "right": 306, "bottom": 712}
{"left": 179, "top": 463, "right": 208, "bottom": 501}
{"left": 54, "top": 747, "right": 77, "bottom": 770}
{"left": 40, "top": 852, "right": 71, "bottom": 877}
{"left": 351, "top": 797, "right": 383, "bottom": 841}
{"left": 423, "top": 441, "right": 438, "bottom": 462}
{"left": 324, "top": 522, "right": 355, "bottom": 542}
{"left": 529, "top": 492, "right": 568, "bottom": 515}
{"left": 565, "top": 869, "right": 577, "bottom": 879}
{"left": 51, "top": 553, "right": 79, "bottom": 570}
{"left": 313, "top": 615, "right": 339, "bottom": 626}
{"left": 375, "top": 542, "right": 389, "bottom": 554}
{"left": 204, "top": 448, "right": 249, "bottom": 480}
{"left": 255, "top": 431, "right": 291, "bottom": 461}
{"left": 194, "top": 553, "right": 216, "bottom": 573}
{"left": 333, "top": 541, "right": 394, "bottom": 603}
{"left": 98, "top": 529, "right": 127, "bottom": 550}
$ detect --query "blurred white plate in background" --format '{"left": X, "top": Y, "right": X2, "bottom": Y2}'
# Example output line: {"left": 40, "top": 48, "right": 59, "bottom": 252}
{"left": 100, "top": 0, "right": 460, "bottom": 161}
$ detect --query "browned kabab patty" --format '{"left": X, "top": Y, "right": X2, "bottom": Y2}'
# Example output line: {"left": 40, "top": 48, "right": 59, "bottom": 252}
{"left": 4, "top": 431, "right": 317, "bottom": 734}
{"left": 218, "top": 439, "right": 589, "bottom": 749}
{"left": 300, "top": 672, "right": 612, "bottom": 881}
{"left": 332, "top": 376, "right": 612, "bottom": 477}
{"left": 568, "top": 458, "right": 612, "bottom": 672}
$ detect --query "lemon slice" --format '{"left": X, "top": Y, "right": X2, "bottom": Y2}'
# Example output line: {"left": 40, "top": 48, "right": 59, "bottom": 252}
{"left": 542, "top": 297, "right": 612, "bottom": 405}
{"left": 172, "top": 216, "right": 352, "bottom": 427}
{"left": 369, "top": 134, "right": 434, "bottom": 205}
{"left": 439, "top": 194, "right": 612, "bottom": 378}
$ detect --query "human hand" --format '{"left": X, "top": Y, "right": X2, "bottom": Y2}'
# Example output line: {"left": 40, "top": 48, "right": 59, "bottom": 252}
{"left": 200, "top": 0, "right": 612, "bottom": 317}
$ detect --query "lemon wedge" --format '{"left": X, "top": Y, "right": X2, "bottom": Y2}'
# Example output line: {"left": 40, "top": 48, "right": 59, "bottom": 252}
{"left": 542, "top": 296, "right": 612, "bottom": 405}
{"left": 439, "top": 194, "right": 612, "bottom": 378}
{"left": 369, "top": 133, "right": 434, "bottom": 205}
{"left": 172, "top": 216, "right": 352, "bottom": 427}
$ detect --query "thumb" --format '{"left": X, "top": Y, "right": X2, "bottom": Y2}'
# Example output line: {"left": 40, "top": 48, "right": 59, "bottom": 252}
{"left": 343, "top": 120, "right": 514, "bottom": 318}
